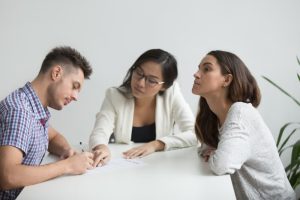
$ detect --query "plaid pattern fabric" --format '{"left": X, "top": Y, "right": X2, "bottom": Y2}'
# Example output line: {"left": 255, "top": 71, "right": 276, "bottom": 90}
{"left": 0, "top": 82, "right": 50, "bottom": 200}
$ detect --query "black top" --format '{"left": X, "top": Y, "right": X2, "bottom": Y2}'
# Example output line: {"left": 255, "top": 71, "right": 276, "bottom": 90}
{"left": 131, "top": 123, "right": 156, "bottom": 143}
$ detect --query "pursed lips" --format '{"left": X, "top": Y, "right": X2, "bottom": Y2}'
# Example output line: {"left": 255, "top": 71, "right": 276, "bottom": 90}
{"left": 193, "top": 81, "right": 201, "bottom": 85}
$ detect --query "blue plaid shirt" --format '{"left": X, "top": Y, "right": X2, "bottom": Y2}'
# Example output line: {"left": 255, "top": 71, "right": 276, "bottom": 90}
{"left": 0, "top": 82, "right": 50, "bottom": 200}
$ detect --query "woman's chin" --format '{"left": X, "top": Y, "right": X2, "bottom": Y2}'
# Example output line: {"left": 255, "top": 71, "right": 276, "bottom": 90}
{"left": 192, "top": 87, "right": 200, "bottom": 95}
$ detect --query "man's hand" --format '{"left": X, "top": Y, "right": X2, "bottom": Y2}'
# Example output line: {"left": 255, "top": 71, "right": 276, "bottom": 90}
{"left": 64, "top": 152, "right": 94, "bottom": 174}
{"left": 60, "top": 148, "right": 77, "bottom": 159}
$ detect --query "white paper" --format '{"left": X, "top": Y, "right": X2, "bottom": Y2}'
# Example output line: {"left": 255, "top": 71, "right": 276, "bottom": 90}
{"left": 85, "top": 158, "right": 145, "bottom": 174}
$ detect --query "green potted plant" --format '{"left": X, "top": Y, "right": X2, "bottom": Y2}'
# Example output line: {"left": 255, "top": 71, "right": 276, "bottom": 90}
{"left": 262, "top": 57, "right": 300, "bottom": 190}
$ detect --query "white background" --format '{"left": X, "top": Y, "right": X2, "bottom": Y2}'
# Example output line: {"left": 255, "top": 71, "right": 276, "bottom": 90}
{"left": 1, "top": 0, "right": 300, "bottom": 195}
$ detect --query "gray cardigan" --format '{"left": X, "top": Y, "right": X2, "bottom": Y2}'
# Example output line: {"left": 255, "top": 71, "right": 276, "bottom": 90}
{"left": 199, "top": 102, "right": 296, "bottom": 200}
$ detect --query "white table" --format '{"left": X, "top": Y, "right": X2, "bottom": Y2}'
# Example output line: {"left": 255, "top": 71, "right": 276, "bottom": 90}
{"left": 17, "top": 144, "right": 236, "bottom": 200}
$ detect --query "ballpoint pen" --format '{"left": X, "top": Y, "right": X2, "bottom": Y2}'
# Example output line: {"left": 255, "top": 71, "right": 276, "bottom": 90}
{"left": 79, "top": 142, "right": 85, "bottom": 152}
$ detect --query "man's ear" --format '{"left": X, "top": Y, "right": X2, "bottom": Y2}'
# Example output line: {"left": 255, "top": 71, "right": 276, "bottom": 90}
{"left": 51, "top": 65, "right": 63, "bottom": 81}
{"left": 223, "top": 74, "right": 233, "bottom": 87}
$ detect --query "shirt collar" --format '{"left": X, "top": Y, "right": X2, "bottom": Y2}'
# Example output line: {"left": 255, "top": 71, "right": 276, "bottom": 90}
{"left": 22, "top": 82, "right": 51, "bottom": 121}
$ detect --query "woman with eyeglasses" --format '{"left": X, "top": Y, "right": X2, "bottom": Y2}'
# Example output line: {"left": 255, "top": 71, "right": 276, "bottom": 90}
{"left": 89, "top": 49, "right": 197, "bottom": 167}
{"left": 192, "top": 50, "right": 295, "bottom": 199}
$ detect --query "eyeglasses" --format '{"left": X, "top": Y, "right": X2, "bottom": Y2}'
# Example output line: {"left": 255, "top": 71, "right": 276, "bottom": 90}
{"left": 132, "top": 67, "right": 164, "bottom": 88}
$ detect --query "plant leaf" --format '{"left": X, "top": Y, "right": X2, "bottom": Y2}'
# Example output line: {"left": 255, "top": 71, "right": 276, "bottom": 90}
{"left": 279, "top": 144, "right": 293, "bottom": 156}
{"left": 294, "top": 174, "right": 300, "bottom": 189}
{"left": 262, "top": 76, "right": 300, "bottom": 106}
{"left": 297, "top": 57, "right": 300, "bottom": 82}
{"left": 287, "top": 141, "right": 300, "bottom": 189}
{"left": 278, "top": 127, "right": 300, "bottom": 153}
{"left": 290, "top": 161, "right": 300, "bottom": 189}
{"left": 277, "top": 122, "right": 295, "bottom": 148}
{"left": 291, "top": 140, "right": 300, "bottom": 164}
{"left": 264, "top": 57, "right": 300, "bottom": 190}
{"left": 292, "top": 164, "right": 300, "bottom": 178}
{"left": 290, "top": 171, "right": 300, "bottom": 189}
{"left": 286, "top": 158, "right": 300, "bottom": 174}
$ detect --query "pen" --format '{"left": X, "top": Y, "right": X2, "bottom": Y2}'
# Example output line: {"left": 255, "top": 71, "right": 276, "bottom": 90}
{"left": 79, "top": 142, "right": 85, "bottom": 152}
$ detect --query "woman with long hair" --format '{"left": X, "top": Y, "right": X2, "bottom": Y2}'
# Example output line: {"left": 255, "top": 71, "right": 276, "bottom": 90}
{"left": 192, "top": 50, "right": 295, "bottom": 199}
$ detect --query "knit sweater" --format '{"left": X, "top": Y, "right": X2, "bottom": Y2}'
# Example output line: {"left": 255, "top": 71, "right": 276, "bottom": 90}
{"left": 199, "top": 102, "right": 295, "bottom": 200}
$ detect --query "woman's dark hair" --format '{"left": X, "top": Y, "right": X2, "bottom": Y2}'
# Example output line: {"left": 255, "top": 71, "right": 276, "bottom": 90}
{"left": 195, "top": 50, "right": 261, "bottom": 148}
{"left": 120, "top": 49, "right": 178, "bottom": 95}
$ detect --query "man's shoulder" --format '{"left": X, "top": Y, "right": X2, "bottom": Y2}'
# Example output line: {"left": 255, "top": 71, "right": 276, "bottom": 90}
{"left": 0, "top": 87, "right": 30, "bottom": 114}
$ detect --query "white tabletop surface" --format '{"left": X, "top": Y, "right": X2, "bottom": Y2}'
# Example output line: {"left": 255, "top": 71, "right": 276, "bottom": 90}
{"left": 17, "top": 144, "right": 236, "bottom": 200}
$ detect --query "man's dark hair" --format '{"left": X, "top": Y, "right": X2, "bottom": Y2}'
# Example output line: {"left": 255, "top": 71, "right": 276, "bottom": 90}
{"left": 39, "top": 46, "right": 92, "bottom": 79}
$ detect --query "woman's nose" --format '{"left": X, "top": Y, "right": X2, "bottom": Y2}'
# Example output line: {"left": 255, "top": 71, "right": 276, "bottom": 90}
{"left": 137, "top": 76, "right": 146, "bottom": 87}
{"left": 194, "top": 70, "right": 201, "bottom": 78}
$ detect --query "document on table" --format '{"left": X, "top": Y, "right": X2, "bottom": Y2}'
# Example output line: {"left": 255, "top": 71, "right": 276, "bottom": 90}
{"left": 85, "top": 158, "right": 145, "bottom": 175}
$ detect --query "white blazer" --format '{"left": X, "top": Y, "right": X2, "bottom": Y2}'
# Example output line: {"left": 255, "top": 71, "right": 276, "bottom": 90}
{"left": 89, "top": 82, "right": 197, "bottom": 150}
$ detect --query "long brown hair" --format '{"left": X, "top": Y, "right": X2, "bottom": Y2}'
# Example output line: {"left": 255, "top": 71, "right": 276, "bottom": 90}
{"left": 195, "top": 50, "right": 261, "bottom": 148}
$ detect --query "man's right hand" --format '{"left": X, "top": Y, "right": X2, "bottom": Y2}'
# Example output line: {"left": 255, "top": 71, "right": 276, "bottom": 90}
{"left": 92, "top": 144, "right": 111, "bottom": 168}
{"left": 65, "top": 152, "right": 94, "bottom": 175}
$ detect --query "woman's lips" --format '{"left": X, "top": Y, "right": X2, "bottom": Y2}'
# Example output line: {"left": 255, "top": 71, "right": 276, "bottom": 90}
{"left": 134, "top": 87, "right": 144, "bottom": 94}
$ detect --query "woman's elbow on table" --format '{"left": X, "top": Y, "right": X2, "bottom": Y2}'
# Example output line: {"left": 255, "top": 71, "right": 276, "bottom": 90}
{"left": 209, "top": 157, "right": 239, "bottom": 176}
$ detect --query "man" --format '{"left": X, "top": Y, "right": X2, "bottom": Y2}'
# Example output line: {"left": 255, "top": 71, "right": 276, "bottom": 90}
{"left": 0, "top": 46, "right": 94, "bottom": 200}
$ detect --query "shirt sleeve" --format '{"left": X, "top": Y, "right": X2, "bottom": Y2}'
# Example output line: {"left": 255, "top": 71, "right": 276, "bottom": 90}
{"left": 209, "top": 119, "right": 251, "bottom": 175}
{"left": 89, "top": 89, "right": 116, "bottom": 150}
{"left": 0, "top": 109, "right": 32, "bottom": 155}
{"left": 158, "top": 83, "right": 197, "bottom": 150}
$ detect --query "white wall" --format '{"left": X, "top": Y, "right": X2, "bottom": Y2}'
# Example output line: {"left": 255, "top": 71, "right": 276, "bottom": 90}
{"left": 1, "top": 0, "right": 300, "bottom": 193}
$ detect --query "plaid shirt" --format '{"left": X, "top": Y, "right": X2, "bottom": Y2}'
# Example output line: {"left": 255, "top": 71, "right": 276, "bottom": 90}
{"left": 0, "top": 82, "right": 50, "bottom": 200}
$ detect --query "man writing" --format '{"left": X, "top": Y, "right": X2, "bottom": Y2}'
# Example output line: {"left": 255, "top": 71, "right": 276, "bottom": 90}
{"left": 0, "top": 46, "right": 94, "bottom": 200}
